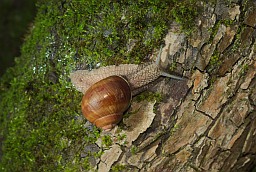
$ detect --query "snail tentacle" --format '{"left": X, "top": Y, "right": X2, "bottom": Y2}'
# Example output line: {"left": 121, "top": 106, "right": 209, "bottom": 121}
{"left": 160, "top": 71, "right": 185, "bottom": 80}
{"left": 156, "top": 45, "right": 184, "bottom": 80}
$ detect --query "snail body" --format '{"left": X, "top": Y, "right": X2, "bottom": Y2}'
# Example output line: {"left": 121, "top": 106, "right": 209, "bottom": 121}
{"left": 70, "top": 62, "right": 183, "bottom": 96}
{"left": 70, "top": 48, "right": 184, "bottom": 130}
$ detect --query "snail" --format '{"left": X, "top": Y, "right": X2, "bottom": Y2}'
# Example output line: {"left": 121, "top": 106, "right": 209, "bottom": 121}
{"left": 70, "top": 47, "right": 184, "bottom": 130}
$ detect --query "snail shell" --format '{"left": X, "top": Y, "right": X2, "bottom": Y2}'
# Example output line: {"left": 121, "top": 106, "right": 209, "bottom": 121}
{"left": 81, "top": 75, "right": 131, "bottom": 130}
{"left": 70, "top": 48, "right": 184, "bottom": 130}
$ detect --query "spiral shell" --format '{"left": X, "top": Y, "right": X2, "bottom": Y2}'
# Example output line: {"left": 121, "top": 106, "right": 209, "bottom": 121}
{"left": 81, "top": 75, "right": 131, "bottom": 130}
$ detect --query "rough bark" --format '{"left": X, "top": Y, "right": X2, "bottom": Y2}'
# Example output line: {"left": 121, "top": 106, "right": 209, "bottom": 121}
{"left": 90, "top": 1, "right": 256, "bottom": 171}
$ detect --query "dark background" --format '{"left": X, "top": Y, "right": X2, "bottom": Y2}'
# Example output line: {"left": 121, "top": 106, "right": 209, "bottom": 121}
{"left": 0, "top": 0, "right": 36, "bottom": 76}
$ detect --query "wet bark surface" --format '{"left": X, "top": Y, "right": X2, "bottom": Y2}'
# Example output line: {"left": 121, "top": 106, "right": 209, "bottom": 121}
{"left": 87, "top": 1, "right": 256, "bottom": 171}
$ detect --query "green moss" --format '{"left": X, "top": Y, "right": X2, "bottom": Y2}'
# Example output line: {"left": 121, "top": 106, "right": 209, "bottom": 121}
{"left": 170, "top": 123, "right": 180, "bottom": 135}
{"left": 239, "top": 64, "right": 249, "bottom": 76}
{"left": 111, "top": 164, "right": 127, "bottom": 172}
{"left": 209, "top": 52, "right": 220, "bottom": 66}
{"left": 208, "top": 18, "right": 236, "bottom": 44}
{"left": 117, "top": 133, "right": 127, "bottom": 142}
{"left": 0, "top": 0, "right": 202, "bottom": 171}
{"left": 170, "top": 0, "right": 199, "bottom": 35}
{"left": 206, "top": 50, "right": 222, "bottom": 75}
{"left": 208, "top": 21, "right": 221, "bottom": 43}
{"left": 169, "top": 61, "right": 178, "bottom": 71}
{"left": 102, "top": 135, "right": 113, "bottom": 149}
{"left": 131, "top": 145, "right": 138, "bottom": 155}
{"left": 135, "top": 91, "right": 163, "bottom": 103}
{"left": 222, "top": 19, "right": 235, "bottom": 26}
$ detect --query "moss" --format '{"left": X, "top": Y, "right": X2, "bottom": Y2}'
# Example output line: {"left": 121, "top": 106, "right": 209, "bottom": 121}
{"left": 206, "top": 49, "right": 223, "bottom": 76}
{"left": 239, "top": 64, "right": 249, "bottom": 76}
{"left": 102, "top": 135, "right": 113, "bottom": 149}
{"left": 209, "top": 52, "right": 221, "bottom": 67}
{"left": 208, "top": 18, "right": 236, "bottom": 44}
{"left": 170, "top": 0, "right": 200, "bottom": 35}
{"left": 111, "top": 164, "right": 127, "bottom": 172}
{"left": 117, "top": 133, "right": 127, "bottom": 142}
{"left": 170, "top": 123, "right": 180, "bottom": 135}
{"left": 169, "top": 61, "right": 178, "bottom": 71}
{"left": 0, "top": 0, "right": 202, "bottom": 171}
{"left": 131, "top": 145, "right": 138, "bottom": 155}
{"left": 223, "top": 19, "right": 235, "bottom": 26}
{"left": 208, "top": 21, "right": 221, "bottom": 43}
{"left": 135, "top": 91, "right": 163, "bottom": 103}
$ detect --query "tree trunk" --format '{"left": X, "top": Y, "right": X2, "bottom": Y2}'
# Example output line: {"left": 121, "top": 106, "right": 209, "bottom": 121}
{"left": 95, "top": 1, "right": 256, "bottom": 171}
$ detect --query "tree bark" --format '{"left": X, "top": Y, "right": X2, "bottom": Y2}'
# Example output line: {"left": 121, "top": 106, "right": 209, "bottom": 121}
{"left": 93, "top": 1, "right": 256, "bottom": 171}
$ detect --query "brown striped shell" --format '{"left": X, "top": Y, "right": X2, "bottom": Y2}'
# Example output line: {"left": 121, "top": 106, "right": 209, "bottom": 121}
{"left": 81, "top": 75, "right": 131, "bottom": 130}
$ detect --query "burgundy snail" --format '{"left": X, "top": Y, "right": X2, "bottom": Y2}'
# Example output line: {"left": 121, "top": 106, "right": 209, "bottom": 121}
{"left": 70, "top": 47, "right": 184, "bottom": 130}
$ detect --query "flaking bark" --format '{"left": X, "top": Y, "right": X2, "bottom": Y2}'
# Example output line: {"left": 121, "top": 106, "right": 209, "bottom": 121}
{"left": 94, "top": 1, "right": 256, "bottom": 171}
